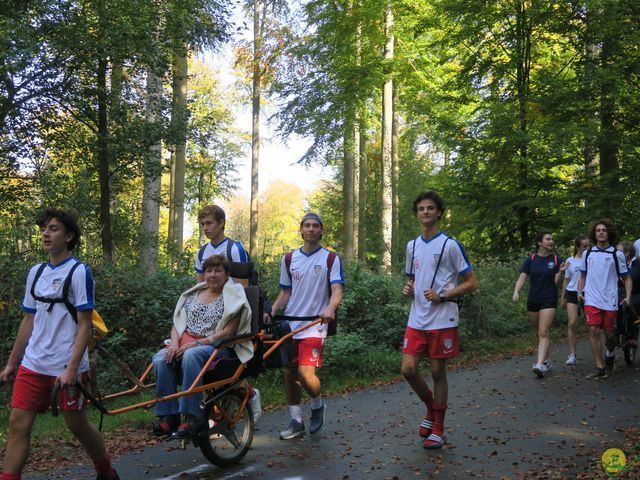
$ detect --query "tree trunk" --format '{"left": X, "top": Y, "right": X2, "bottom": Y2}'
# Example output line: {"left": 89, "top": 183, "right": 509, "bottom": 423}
{"left": 515, "top": 0, "right": 531, "bottom": 247}
{"left": 598, "top": 32, "right": 618, "bottom": 180}
{"left": 352, "top": 116, "right": 360, "bottom": 260}
{"left": 169, "top": 49, "right": 188, "bottom": 267}
{"left": 96, "top": 0, "right": 112, "bottom": 262}
{"left": 358, "top": 116, "right": 367, "bottom": 262}
{"left": 343, "top": 112, "right": 355, "bottom": 263}
{"left": 380, "top": 0, "right": 394, "bottom": 272}
{"left": 249, "top": 0, "right": 262, "bottom": 259}
{"left": 140, "top": 69, "right": 163, "bottom": 274}
{"left": 391, "top": 82, "right": 400, "bottom": 269}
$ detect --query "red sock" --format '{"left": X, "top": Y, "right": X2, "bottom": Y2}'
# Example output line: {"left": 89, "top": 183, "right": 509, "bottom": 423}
{"left": 432, "top": 402, "right": 448, "bottom": 437}
{"left": 1, "top": 474, "right": 22, "bottom": 480}
{"left": 93, "top": 456, "right": 115, "bottom": 478}
{"left": 421, "top": 388, "right": 435, "bottom": 420}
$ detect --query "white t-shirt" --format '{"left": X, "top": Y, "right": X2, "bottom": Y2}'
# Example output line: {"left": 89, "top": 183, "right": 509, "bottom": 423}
{"left": 564, "top": 256, "right": 582, "bottom": 292}
{"left": 21, "top": 257, "right": 94, "bottom": 376}
{"left": 279, "top": 246, "right": 344, "bottom": 339}
{"left": 580, "top": 245, "right": 629, "bottom": 311}
{"left": 405, "top": 232, "right": 472, "bottom": 331}
{"left": 634, "top": 238, "right": 640, "bottom": 260}
{"left": 194, "top": 237, "right": 248, "bottom": 273}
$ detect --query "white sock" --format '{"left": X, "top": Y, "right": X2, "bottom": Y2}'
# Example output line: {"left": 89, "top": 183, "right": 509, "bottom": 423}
{"left": 605, "top": 350, "right": 615, "bottom": 357}
{"left": 289, "top": 405, "right": 303, "bottom": 423}
{"left": 311, "top": 395, "right": 323, "bottom": 409}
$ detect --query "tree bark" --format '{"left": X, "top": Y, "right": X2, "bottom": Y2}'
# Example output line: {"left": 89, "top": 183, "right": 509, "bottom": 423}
{"left": 140, "top": 69, "right": 163, "bottom": 274}
{"left": 96, "top": 0, "right": 112, "bottom": 262}
{"left": 249, "top": 0, "right": 262, "bottom": 259}
{"left": 358, "top": 115, "right": 367, "bottom": 262}
{"left": 391, "top": 82, "right": 400, "bottom": 269}
{"left": 380, "top": 0, "right": 394, "bottom": 271}
{"left": 343, "top": 112, "right": 355, "bottom": 263}
{"left": 169, "top": 49, "right": 188, "bottom": 267}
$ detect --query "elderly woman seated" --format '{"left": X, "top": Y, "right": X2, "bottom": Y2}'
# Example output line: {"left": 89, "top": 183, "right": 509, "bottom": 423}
{"left": 152, "top": 254, "right": 253, "bottom": 437}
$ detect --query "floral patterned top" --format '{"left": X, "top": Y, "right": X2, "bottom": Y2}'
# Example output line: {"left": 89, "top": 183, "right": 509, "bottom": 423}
{"left": 184, "top": 293, "right": 224, "bottom": 338}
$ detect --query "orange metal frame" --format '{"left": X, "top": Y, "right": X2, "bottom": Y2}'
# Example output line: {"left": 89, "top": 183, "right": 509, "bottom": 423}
{"left": 99, "top": 318, "right": 323, "bottom": 416}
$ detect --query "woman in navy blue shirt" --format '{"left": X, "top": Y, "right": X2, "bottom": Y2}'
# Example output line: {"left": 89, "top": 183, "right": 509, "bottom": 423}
{"left": 513, "top": 232, "right": 564, "bottom": 378}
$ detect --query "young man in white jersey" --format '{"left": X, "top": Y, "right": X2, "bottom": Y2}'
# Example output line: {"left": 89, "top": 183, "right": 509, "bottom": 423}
{"left": 190, "top": 205, "right": 260, "bottom": 425}
{"left": 266, "top": 213, "right": 344, "bottom": 439}
{"left": 578, "top": 219, "right": 631, "bottom": 380}
{"left": 194, "top": 205, "right": 249, "bottom": 283}
{"left": 401, "top": 191, "right": 478, "bottom": 450}
{"left": 0, "top": 209, "right": 119, "bottom": 480}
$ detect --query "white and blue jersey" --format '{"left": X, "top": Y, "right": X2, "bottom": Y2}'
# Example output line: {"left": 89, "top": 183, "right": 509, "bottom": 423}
{"left": 21, "top": 257, "right": 94, "bottom": 376}
{"left": 580, "top": 245, "right": 628, "bottom": 311}
{"left": 194, "top": 238, "right": 248, "bottom": 274}
{"left": 405, "top": 232, "right": 472, "bottom": 330}
{"left": 279, "top": 246, "right": 344, "bottom": 339}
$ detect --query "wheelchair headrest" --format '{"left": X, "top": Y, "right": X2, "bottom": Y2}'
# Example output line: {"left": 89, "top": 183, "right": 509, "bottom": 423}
{"left": 229, "top": 261, "right": 255, "bottom": 280}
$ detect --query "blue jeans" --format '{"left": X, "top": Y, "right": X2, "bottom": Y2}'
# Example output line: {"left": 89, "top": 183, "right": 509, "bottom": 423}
{"left": 153, "top": 345, "right": 217, "bottom": 418}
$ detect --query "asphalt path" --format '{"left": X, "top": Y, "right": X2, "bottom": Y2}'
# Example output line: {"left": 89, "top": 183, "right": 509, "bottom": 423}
{"left": 25, "top": 339, "right": 640, "bottom": 479}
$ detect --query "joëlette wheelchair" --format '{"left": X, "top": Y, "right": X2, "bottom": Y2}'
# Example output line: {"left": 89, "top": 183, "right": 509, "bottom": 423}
{"left": 50, "top": 261, "right": 322, "bottom": 467}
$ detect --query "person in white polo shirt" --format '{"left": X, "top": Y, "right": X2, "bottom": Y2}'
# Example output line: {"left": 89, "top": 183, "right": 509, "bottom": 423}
{"left": 578, "top": 219, "right": 631, "bottom": 380}
{"left": 266, "top": 213, "right": 344, "bottom": 440}
{"left": 401, "top": 191, "right": 478, "bottom": 450}
{"left": 0, "top": 208, "right": 119, "bottom": 480}
{"left": 194, "top": 204, "right": 249, "bottom": 283}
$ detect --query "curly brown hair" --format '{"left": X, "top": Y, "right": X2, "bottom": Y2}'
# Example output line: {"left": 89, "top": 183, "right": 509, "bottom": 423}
{"left": 588, "top": 218, "right": 617, "bottom": 246}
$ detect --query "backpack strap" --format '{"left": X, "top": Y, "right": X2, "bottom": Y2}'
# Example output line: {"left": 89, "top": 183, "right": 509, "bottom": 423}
{"left": 612, "top": 248, "right": 621, "bottom": 278}
{"left": 430, "top": 237, "right": 449, "bottom": 289}
{"left": 30, "top": 261, "right": 82, "bottom": 321}
{"left": 226, "top": 237, "right": 233, "bottom": 260}
{"left": 554, "top": 255, "right": 558, "bottom": 268}
{"left": 284, "top": 251, "right": 294, "bottom": 284}
{"left": 197, "top": 244, "right": 207, "bottom": 264}
{"left": 62, "top": 262, "right": 82, "bottom": 322}
{"left": 409, "top": 237, "right": 418, "bottom": 279}
{"left": 326, "top": 251, "right": 338, "bottom": 336}
{"left": 30, "top": 263, "right": 47, "bottom": 301}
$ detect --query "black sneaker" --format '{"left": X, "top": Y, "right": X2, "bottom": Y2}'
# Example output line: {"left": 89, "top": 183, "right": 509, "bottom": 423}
{"left": 174, "top": 416, "right": 208, "bottom": 439}
{"left": 309, "top": 403, "right": 326, "bottom": 434}
{"left": 604, "top": 354, "right": 615, "bottom": 371}
{"left": 586, "top": 368, "right": 607, "bottom": 380}
{"left": 151, "top": 414, "right": 180, "bottom": 436}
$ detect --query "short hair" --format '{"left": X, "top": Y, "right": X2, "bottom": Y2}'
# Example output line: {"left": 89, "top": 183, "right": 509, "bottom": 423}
{"left": 534, "top": 231, "right": 552, "bottom": 249}
{"left": 588, "top": 218, "right": 617, "bottom": 246}
{"left": 411, "top": 191, "right": 445, "bottom": 218}
{"left": 620, "top": 241, "right": 636, "bottom": 260}
{"left": 202, "top": 254, "right": 230, "bottom": 275}
{"left": 197, "top": 205, "right": 226, "bottom": 225}
{"left": 36, "top": 208, "right": 82, "bottom": 251}
{"left": 573, "top": 234, "right": 589, "bottom": 256}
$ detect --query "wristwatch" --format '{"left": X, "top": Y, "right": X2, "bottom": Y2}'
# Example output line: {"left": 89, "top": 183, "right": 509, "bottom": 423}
{"left": 439, "top": 292, "right": 446, "bottom": 303}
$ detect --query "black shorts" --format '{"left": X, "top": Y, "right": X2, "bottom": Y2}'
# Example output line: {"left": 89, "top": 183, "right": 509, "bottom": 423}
{"left": 565, "top": 291, "right": 579, "bottom": 305}
{"left": 527, "top": 299, "right": 557, "bottom": 312}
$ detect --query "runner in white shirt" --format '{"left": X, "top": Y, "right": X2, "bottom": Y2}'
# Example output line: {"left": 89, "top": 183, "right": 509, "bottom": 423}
{"left": 560, "top": 235, "right": 590, "bottom": 366}
{"left": 401, "top": 192, "right": 477, "bottom": 450}
{"left": 194, "top": 205, "right": 249, "bottom": 283}
{"left": 0, "top": 208, "right": 119, "bottom": 480}
{"left": 578, "top": 219, "right": 631, "bottom": 379}
{"left": 267, "top": 213, "right": 344, "bottom": 440}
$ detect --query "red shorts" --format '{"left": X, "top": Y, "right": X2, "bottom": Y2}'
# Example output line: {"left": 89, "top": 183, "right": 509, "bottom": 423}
{"left": 584, "top": 306, "right": 617, "bottom": 332}
{"left": 11, "top": 365, "right": 89, "bottom": 413}
{"left": 402, "top": 326, "right": 459, "bottom": 359}
{"left": 292, "top": 337, "right": 324, "bottom": 368}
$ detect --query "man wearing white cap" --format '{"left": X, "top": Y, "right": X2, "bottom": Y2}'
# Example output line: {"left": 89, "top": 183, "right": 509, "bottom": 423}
{"left": 266, "top": 212, "right": 344, "bottom": 439}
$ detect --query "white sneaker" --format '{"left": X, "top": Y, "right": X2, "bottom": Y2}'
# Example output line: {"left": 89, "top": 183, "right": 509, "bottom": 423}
{"left": 533, "top": 363, "right": 548, "bottom": 378}
{"left": 250, "top": 388, "right": 262, "bottom": 424}
{"left": 543, "top": 359, "right": 552, "bottom": 371}
{"left": 566, "top": 353, "right": 576, "bottom": 365}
